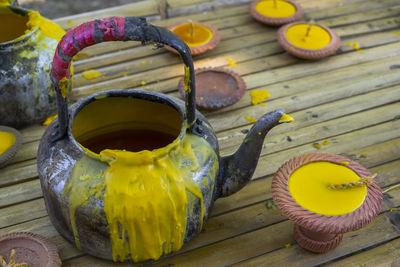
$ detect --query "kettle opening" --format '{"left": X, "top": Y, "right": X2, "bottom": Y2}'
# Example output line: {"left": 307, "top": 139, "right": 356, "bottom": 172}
{"left": 71, "top": 96, "right": 184, "bottom": 155}
{"left": 0, "top": 6, "right": 30, "bottom": 44}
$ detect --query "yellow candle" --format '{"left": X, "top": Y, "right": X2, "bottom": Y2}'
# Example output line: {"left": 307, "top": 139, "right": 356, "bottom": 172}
{"left": 172, "top": 23, "right": 213, "bottom": 47}
{"left": 0, "top": 131, "right": 16, "bottom": 155}
{"left": 255, "top": 0, "right": 296, "bottom": 18}
{"left": 289, "top": 162, "right": 367, "bottom": 216}
{"left": 286, "top": 24, "right": 331, "bottom": 50}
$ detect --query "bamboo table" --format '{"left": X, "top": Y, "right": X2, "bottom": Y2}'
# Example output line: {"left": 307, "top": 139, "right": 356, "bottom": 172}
{"left": 1, "top": 0, "right": 400, "bottom": 266}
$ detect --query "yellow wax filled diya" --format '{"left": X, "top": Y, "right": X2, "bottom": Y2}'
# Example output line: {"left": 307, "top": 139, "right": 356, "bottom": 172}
{"left": 0, "top": 126, "right": 22, "bottom": 168}
{"left": 166, "top": 21, "right": 220, "bottom": 56}
{"left": 277, "top": 21, "right": 341, "bottom": 59}
{"left": 272, "top": 153, "right": 382, "bottom": 253}
{"left": 249, "top": 0, "right": 303, "bottom": 26}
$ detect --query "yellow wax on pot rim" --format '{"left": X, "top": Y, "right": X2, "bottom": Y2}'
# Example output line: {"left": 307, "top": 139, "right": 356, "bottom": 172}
{"left": 0, "top": 131, "right": 15, "bottom": 155}
{"left": 171, "top": 23, "right": 213, "bottom": 47}
{"left": 249, "top": 0, "right": 304, "bottom": 26}
{"left": 276, "top": 21, "right": 341, "bottom": 59}
{"left": 166, "top": 21, "right": 220, "bottom": 56}
{"left": 0, "top": 126, "right": 22, "bottom": 168}
{"left": 255, "top": 0, "right": 296, "bottom": 18}
{"left": 285, "top": 23, "right": 332, "bottom": 50}
{"left": 288, "top": 161, "right": 367, "bottom": 216}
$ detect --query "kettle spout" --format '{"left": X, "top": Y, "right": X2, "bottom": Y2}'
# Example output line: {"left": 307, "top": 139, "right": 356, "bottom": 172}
{"left": 218, "top": 109, "right": 292, "bottom": 198}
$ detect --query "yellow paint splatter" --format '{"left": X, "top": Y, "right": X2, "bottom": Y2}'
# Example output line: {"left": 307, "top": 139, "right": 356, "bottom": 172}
{"left": 42, "top": 114, "right": 58, "bottom": 126}
{"left": 313, "top": 143, "right": 322, "bottom": 149}
{"left": 141, "top": 81, "right": 146, "bottom": 86}
{"left": 82, "top": 69, "right": 102, "bottom": 80}
{"left": 341, "top": 161, "right": 349, "bottom": 165}
{"left": 245, "top": 115, "right": 256, "bottom": 124}
{"left": 347, "top": 42, "right": 363, "bottom": 52}
{"left": 226, "top": 57, "right": 237, "bottom": 66}
{"left": 261, "top": 103, "right": 267, "bottom": 107}
{"left": 392, "top": 31, "right": 400, "bottom": 35}
{"left": 67, "top": 20, "right": 73, "bottom": 25}
{"left": 59, "top": 77, "right": 69, "bottom": 98}
{"left": 390, "top": 208, "right": 397, "bottom": 212}
{"left": 199, "top": 97, "right": 204, "bottom": 100}
{"left": 322, "top": 140, "right": 329, "bottom": 145}
{"left": 122, "top": 72, "right": 128, "bottom": 77}
{"left": 285, "top": 243, "right": 291, "bottom": 248}
{"left": 250, "top": 90, "right": 271, "bottom": 105}
{"left": 258, "top": 132, "right": 262, "bottom": 135}
{"left": 141, "top": 61, "right": 147, "bottom": 66}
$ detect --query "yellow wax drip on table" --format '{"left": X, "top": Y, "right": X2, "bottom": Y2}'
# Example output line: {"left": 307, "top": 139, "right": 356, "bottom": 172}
{"left": 286, "top": 24, "right": 331, "bottom": 50}
{"left": 172, "top": 23, "right": 213, "bottom": 47}
{"left": 289, "top": 162, "right": 367, "bottom": 216}
{"left": 82, "top": 69, "right": 102, "bottom": 80}
{"left": 250, "top": 90, "right": 270, "bottom": 105}
{"left": 0, "top": 131, "right": 15, "bottom": 155}
{"left": 255, "top": 0, "right": 296, "bottom": 18}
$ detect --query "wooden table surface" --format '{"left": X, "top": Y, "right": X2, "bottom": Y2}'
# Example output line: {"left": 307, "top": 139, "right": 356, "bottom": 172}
{"left": 1, "top": 0, "right": 400, "bottom": 266}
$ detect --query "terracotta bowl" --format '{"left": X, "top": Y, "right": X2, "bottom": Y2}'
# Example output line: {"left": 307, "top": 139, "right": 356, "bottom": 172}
{"left": 277, "top": 22, "right": 341, "bottom": 60}
{"left": 178, "top": 67, "right": 246, "bottom": 109}
{"left": 165, "top": 22, "right": 220, "bottom": 56}
{"left": 272, "top": 153, "right": 382, "bottom": 253}
{"left": 0, "top": 232, "right": 61, "bottom": 267}
{"left": 0, "top": 125, "right": 22, "bottom": 168}
{"left": 249, "top": 0, "right": 303, "bottom": 26}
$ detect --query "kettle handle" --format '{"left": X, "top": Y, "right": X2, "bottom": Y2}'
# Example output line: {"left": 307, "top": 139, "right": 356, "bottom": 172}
{"left": 50, "top": 17, "right": 196, "bottom": 139}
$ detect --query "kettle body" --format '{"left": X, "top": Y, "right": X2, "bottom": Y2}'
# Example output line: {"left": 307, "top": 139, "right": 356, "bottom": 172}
{"left": 38, "top": 16, "right": 288, "bottom": 262}
{"left": 0, "top": 4, "right": 69, "bottom": 127}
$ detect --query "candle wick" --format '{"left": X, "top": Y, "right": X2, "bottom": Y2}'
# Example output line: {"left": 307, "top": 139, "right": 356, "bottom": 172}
{"left": 188, "top": 20, "right": 194, "bottom": 38}
{"left": 328, "top": 173, "right": 377, "bottom": 190}
{"left": 305, "top": 20, "right": 315, "bottom": 37}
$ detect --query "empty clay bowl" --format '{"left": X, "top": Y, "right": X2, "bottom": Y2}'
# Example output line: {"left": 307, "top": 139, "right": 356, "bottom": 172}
{"left": 249, "top": 0, "right": 303, "bottom": 26}
{"left": 272, "top": 153, "right": 382, "bottom": 253}
{"left": 166, "top": 22, "right": 220, "bottom": 56}
{"left": 0, "top": 125, "right": 22, "bottom": 168}
{"left": 277, "top": 22, "right": 341, "bottom": 59}
{"left": 0, "top": 232, "right": 61, "bottom": 267}
{"left": 178, "top": 67, "right": 246, "bottom": 109}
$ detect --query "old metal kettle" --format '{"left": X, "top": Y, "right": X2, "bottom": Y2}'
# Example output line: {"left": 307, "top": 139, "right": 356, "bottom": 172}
{"left": 0, "top": 3, "right": 69, "bottom": 128}
{"left": 37, "top": 17, "right": 291, "bottom": 263}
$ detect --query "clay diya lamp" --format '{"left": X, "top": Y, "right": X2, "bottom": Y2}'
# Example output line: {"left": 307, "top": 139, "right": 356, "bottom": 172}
{"left": 249, "top": 0, "right": 303, "bottom": 26}
{"left": 0, "top": 125, "right": 21, "bottom": 168}
{"left": 277, "top": 21, "right": 341, "bottom": 59}
{"left": 272, "top": 153, "right": 382, "bottom": 253}
{"left": 178, "top": 67, "right": 246, "bottom": 109}
{"left": 166, "top": 21, "right": 220, "bottom": 56}
{"left": 0, "top": 232, "right": 61, "bottom": 266}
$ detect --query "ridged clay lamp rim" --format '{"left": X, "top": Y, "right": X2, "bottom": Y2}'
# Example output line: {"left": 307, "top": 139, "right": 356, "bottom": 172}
{"left": 272, "top": 153, "right": 383, "bottom": 234}
{"left": 277, "top": 22, "right": 341, "bottom": 59}
{"left": 0, "top": 125, "right": 22, "bottom": 168}
{"left": 165, "top": 21, "right": 220, "bottom": 56}
{"left": 178, "top": 67, "right": 246, "bottom": 110}
{"left": 249, "top": 0, "right": 304, "bottom": 26}
{"left": 0, "top": 232, "right": 61, "bottom": 267}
